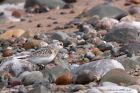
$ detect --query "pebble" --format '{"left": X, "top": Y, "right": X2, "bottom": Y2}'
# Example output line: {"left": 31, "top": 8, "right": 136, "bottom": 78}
{"left": 129, "top": 6, "right": 140, "bottom": 15}
{"left": 55, "top": 71, "right": 73, "bottom": 85}
{"left": 0, "top": 29, "right": 26, "bottom": 40}
{"left": 84, "top": 51, "right": 95, "bottom": 60}
{"left": 2, "top": 47, "right": 13, "bottom": 57}
{"left": 51, "top": 31, "right": 71, "bottom": 46}
{"left": 12, "top": 9, "right": 25, "bottom": 18}
{"left": 74, "top": 70, "right": 98, "bottom": 84}
{"left": 92, "top": 47, "right": 102, "bottom": 56}
{"left": 18, "top": 71, "right": 43, "bottom": 86}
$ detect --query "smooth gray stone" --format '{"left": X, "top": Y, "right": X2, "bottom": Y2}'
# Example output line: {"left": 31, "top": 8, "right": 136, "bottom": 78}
{"left": 24, "top": 0, "right": 66, "bottom": 9}
{"left": 51, "top": 31, "right": 71, "bottom": 46}
{"left": 100, "top": 69, "right": 139, "bottom": 86}
{"left": 80, "top": 3, "right": 127, "bottom": 18}
{"left": 104, "top": 24, "right": 140, "bottom": 44}
{"left": 19, "top": 71, "right": 44, "bottom": 86}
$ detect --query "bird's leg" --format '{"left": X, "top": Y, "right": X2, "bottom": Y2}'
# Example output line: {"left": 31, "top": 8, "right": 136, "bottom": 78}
{"left": 37, "top": 64, "right": 45, "bottom": 70}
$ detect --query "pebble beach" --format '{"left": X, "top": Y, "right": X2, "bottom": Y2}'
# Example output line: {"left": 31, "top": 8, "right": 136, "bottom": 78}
{"left": 0, "top": 0, "right": 140, "bottom": 93}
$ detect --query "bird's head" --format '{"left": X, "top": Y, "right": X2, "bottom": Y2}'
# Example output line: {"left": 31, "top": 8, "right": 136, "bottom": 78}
{"left": 52, "top": 40, "right": 63, "bottom": 50}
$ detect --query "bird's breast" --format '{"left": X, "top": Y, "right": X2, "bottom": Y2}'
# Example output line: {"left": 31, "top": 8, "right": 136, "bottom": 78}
{"left": 28, "top": 54, "right": 56, "bottom": 64}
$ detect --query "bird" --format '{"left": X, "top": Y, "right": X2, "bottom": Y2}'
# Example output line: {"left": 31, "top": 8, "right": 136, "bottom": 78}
{"left": 27, "top": 40, "right": 63, "bottom": 65}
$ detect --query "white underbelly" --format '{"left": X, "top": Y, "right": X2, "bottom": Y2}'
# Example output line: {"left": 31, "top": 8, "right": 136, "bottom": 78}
{"left": 29, "top": 55, "right": 55, "bottom": 64}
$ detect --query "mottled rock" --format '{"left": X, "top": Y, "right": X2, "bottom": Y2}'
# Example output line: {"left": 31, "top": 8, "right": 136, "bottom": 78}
{"left": 100, "top": 69, "right": 138, "bottom": 85}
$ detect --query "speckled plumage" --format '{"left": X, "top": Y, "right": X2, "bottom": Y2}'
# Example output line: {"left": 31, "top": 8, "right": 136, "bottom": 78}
{"left": 28, "top": 41, "right": 63, "bottom": 64}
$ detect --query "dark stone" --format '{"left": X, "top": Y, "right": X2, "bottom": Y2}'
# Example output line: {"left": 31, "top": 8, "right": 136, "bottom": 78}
{"left": 75, "top": 71, "right": 98, "bottom": 84}
{"left": 63, "top": 0, "right": 76, "bottom": 3}
{"left": 80, "top": 3, "right": 127, "bottom": 18}
{"left": 104, "top": 25, "right": 140, "bottom": 44}
{"left": 24, "top": 0, "right": 66, "bottom": 9}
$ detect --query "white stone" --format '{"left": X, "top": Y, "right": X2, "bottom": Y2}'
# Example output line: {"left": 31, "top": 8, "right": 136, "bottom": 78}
{"left": 73, "top": 59, "right": 125, "bottom": 78}
{"left": 88, "top": 86, "right": 138, "bottom": 93}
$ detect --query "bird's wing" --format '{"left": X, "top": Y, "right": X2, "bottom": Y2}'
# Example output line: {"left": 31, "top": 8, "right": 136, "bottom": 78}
{"left": 31, "top": 47, "right": 54, "bottom": 57}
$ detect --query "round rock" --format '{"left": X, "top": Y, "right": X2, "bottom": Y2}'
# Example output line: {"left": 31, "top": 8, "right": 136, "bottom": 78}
{"left": 24, "top": 0, "right": 66, "bottom": 9}
{"left": 18, "top": 71, "right": 43, "bottom": 86}
{"left": 100, "top": 69, "right": 138, "bottom": 85}
{"left": 51, "top": 31, "right": 71, "bottom": 46}
{"left": 80, "top": 3, "right": 127, "bottom": 18}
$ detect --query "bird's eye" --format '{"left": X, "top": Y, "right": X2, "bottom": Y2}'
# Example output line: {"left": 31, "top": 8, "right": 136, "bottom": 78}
{"left": 60, "top": 43, "right": 63, "bottom": 46}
